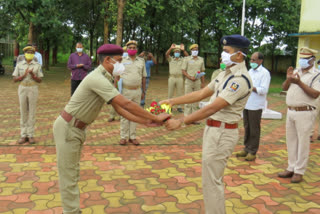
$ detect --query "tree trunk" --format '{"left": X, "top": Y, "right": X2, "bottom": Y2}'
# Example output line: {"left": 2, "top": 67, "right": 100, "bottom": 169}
{"left": 90, "top": 30, "right": 94, "bottom": 57}
{"left": 44, "top": 39, "right": 50, "bottom": 71}
{"left": 14, "top": 40, "right": 19, "bottom": 57}
{"left": 52, "top": 45, "right": 58, "bottom": 65}
{"left": 104, "top": 1, "right": 110, "bottom": 44}
{"left": 116, "top": 0, "right": 126, "bottom": 46}
{"left": 28, "top": 22, "right": 34, "bottom": 44}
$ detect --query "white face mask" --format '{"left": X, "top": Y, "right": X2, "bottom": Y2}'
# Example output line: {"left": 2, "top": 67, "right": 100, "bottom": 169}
{"left": 299, "top": 58, "right": 311, "bottom": 69}
{"left": 123, "top": 52, "right": 128, "bottom": 57}
{"left": 111, "top": 58, "right": 125, "bottom": 76}
{"left": 221, "top": 51, "right": 246, "bottom": 67}
{"left": 76, "top": 48, "right": 83, "bottom": 53}
{"left": 191, "top": 50, "right": 198, "bottom": 56}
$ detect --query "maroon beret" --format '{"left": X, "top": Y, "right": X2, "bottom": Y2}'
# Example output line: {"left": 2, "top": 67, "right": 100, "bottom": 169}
{"left": 97, "top": 44, "right": 123, "bottom": 55}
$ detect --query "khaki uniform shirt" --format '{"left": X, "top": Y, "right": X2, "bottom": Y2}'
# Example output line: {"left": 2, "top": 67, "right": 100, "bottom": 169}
{"left": 181, "top": 56, "right": 205, "bottom": 76}
{"left": 64, "top": 65, "right": 119, "bottom": 124}
{"left": 168, "top": 56, "right": 184, "bottom": 75}
{"left": 207, "top": 61, "right": 252, "bottom": 124}
{"left": 12, "top": 60, "right": 43, "bottom": 83}
{"left": 121, "top": 56, "right": 147, "bottom": 87}
{"left": 286, "top": 67, "right": 320, "bottom": 107}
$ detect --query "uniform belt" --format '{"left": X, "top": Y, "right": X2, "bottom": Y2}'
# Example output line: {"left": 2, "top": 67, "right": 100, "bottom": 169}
{"left": 60, "top": 110, "right": 87, "bottom": 130}
{"left": 206, "top": 119, "right": 238, "bottom": 129}
{"left": 170, "top": 74, "right": 182, "bottom": 78}
{"left": 288, "top": 105, "right": 316, "bottom": 111}
{"left": 20, "top": 81, "right": 36, "bottom": 87}
{"left": 122, "top": 85, "right": 140, "bottom": 90}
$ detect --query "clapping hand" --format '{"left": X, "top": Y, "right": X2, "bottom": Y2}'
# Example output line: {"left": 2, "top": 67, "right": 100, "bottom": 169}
{"left": 180, "top": 44, "right": 185, "bottom": 51}
{"left": 25, "top": 68, "right": 33, "bottom": 75}
{"left": 290, "top": 72, "right": 300, "bottom": 84}
{"left": 286, "top": 66, "right": 294, "bottom": 79}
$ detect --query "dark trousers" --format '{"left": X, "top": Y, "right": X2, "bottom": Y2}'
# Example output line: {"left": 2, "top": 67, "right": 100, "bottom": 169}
{"left": 243, "top": 109, "right": 263, "bottom": 155}
{"left": 71, "top": 80, "right": 82, "bottom": 96}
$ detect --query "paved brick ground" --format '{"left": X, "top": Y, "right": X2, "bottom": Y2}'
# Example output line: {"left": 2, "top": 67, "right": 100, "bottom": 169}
{"left": 0, "top": 66, "right": 320, "bottom": 214}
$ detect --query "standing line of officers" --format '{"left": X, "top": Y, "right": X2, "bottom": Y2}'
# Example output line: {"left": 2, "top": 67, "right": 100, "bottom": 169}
{"left": 12, "top": 35, "right": 320, "bottom": 213}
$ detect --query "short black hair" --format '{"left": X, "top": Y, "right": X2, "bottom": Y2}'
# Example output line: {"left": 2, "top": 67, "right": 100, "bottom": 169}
{"left": 257, "top": 52, "right": 264, "bottom": 60}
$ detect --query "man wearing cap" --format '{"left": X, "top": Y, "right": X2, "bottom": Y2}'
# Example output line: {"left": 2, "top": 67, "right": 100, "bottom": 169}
{"left": 161, "top": 34, "right": 252, "bottom": 214}
{"left": 67, "top": 42, "right": 92, "bottom": 95}
{"left": 13, "top": 45, "right": 43, "bottom": 144}
{"left": 118, "top": 40, "right": 147, "bottom": 146}
{"left": 236, "top": 52, "right": 271, "bottom": 161}
{"left": 165, "top": 43, "right": 189, "bottom": 113}
{"left": 278, "top": 47, "right": 320, "bottom": 183}
{"left": 53, "top": 43, "right": 169, "bottom": 214}
{"left": 182, "top": 44, "right": 205, "bottom": 118}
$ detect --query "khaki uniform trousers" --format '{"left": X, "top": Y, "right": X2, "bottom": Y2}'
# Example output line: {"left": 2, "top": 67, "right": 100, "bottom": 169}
{"left": 18, "top": 85, "right": 38, "bottom": 137}
{"left": 120, "top": 88, "right": 141, "bottom": 139}
{"left": 202, "top": 125, "right": 239, "bottom": 214}
{"left": 286, "top": 109, "right": 317, "bottom": 175}
{"left": 168, "top": 76, "right": 183, "bottom": 108}
{"left": 53, "top": 116, "right": 86, "bottom": 214}
{"left": 184, "top": 79, "right": 201, "bottom": 116}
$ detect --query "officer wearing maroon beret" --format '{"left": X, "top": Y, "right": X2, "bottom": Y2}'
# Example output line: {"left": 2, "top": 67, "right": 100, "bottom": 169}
{"left": 53, "top": 44, "right": 169, "bottom": 214}
{"left": 161, "top": 34, "right": 252, "bottom": 214}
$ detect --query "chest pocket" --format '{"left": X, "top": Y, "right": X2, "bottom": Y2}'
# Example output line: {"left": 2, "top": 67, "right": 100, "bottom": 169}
{"left": 216, "top": 74, "right": 252, "bottom": 101}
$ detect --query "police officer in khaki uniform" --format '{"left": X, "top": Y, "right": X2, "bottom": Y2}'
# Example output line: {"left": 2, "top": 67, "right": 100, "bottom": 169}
{"left": 119, "top": 40, "right": 147, "bottom": 146}
{"left": 13, "top": 45, "right": 43, "bottom": 144}
{"left": 161, "top": 35, "right": 252, "bottom": 214}
{"left": 53, "top": 44, "right": 168, "bottom": 214}
{"left": 182, "top": 44, "right": 205, "bottom": 118}
{"left": 278, "top": 47, "right": 320, "bottom": 183}
{"left": 165, "top": 43, "right": 189, "bottom": 112}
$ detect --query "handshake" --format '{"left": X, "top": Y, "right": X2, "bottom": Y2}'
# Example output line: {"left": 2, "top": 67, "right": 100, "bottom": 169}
{"left": 145, "top": 100, "right": 185, "bottom": 130}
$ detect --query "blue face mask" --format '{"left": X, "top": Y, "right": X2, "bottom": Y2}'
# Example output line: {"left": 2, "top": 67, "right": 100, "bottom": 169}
{"left": 318, "top": 65, "right": 320, "bottom": 70}
{"left": 299, "top": 58, "right": 310, "bottom": 69}
{"left": 123, "top": 52, "right": 128, "bottom": 57}
{"left": 174, "top": 52, "right": 180, "bottom": 58}
{"left": 250, "top": 62, "right": 259, "bottom": 69}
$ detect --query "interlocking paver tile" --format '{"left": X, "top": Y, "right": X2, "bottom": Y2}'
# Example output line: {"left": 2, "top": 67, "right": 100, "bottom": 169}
{"left": 0, "top": 67, "right": 320, "bottom": 213}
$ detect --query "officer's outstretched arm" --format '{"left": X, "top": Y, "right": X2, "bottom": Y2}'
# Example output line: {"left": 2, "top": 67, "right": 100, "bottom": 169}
{"left": 160, "top": 86, "right": 214, "bottom": 107}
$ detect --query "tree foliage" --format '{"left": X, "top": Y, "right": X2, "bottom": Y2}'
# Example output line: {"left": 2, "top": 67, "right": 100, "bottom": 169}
{"left": 0, "top": 0, "right": 301, "bottom": 71}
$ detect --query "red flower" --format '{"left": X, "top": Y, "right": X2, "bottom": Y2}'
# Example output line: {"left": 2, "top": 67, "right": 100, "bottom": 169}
{"left": 197, "top": 71, "right": 200, "bottom": 73}
{"left": 151, "top": 101, "right": 158, "bottom": 107}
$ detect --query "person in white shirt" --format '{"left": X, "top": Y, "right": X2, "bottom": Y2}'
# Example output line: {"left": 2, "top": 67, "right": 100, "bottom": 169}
{"left": 32, "top": 44, "right": 43, "bottom": 66}
{"left": 236, "top": 52, "right": 271, "bottom": 161}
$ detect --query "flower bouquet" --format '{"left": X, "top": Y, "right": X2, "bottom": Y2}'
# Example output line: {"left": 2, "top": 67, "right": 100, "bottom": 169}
{"left": 146, "top": 101, "right": 172, "bottom": 122}
{"left": 195, "top": 71, "right": 205, "bottom": 79}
